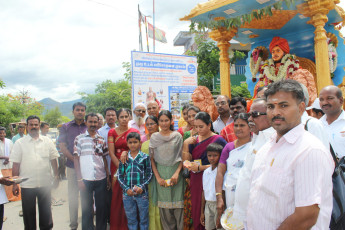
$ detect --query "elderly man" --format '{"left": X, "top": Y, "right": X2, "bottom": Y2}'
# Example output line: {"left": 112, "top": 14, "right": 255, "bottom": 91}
{"left": 129, "top": 103, "right": 146, "bottom": 138}
{"left": 220, "top": 97, "right": 247, "bottom": 142}
{"left": 11, "top": 115, "right": 60, "bottom": 230}
{"left": 319, "top": 85, "right": 345, "bottom": 159}
{"left": 247, "top": 80, "right": 333, "bottom": 230}
{"left": 96, "top": 113, "right": 105, "bottom": 130}
{"left": 12, "top": 125, "right": 25, "bottom": 144}
{"left": 215, "top": 99, "right": 275, "bottom": 227}
{"left": 213, "top": 95, "right": 232, "bottom": 134}
{"left": 147, "top": 101, "right": 159, "bottom": 117}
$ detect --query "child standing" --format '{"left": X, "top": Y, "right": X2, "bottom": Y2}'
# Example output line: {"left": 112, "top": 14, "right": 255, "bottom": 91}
{"left": 200, "top": 143, "right": 224, "bottom": 230}
{"left": 118, "top": 132, "right": 153, "bottom": 230}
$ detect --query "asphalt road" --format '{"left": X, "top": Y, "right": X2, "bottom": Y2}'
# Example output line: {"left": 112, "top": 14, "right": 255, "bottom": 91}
{"left": 3, "top": 180, "right": 83, "bottom": 230}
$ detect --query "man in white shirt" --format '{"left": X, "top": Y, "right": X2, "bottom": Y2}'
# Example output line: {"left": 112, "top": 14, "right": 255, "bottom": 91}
{"left": 247, "top": 79, "right": 334, "bottom": 230}
{"left": 213, "top": 95, "right": 233, "bottom": 134}
{"left": 319, "top": 85, "right": 345, "bottom": 158}
{"left": 228, "top": 99, "right": 275, "bottom": 226}
{"left": 11, "top": 115, "right": 60, "bottom": 230}
{"left": 129, "top": 103, "right": 146, "bottom": 138}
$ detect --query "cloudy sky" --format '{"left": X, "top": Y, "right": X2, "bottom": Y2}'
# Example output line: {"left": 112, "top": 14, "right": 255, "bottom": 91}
{"left": 0, "top": 0, "right": 344, "bottom": 102}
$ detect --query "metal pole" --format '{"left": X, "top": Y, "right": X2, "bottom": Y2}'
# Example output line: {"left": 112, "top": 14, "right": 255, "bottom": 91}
{"left": 153, "top": 0, "right": 155, "bottom": 53}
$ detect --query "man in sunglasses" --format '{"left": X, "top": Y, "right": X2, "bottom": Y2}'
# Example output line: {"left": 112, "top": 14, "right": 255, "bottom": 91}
{"left": 220, "top": 97, "right": 247, "bottom": 142}
{"left": 246, "top": 80, "right": 333, "bottom": 230}
{"left": 129, "top": 103, "right": 147, "bottom": 138}
{"left": 218, "top": 98, "right": 275, "bottom": 226}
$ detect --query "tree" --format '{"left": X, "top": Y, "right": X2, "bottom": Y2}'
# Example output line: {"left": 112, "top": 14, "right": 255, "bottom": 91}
{"left": 44, "top": 107, "right": 67, "bottom": 127}
{"left": 80, "top": 79, "right": 131, "bottom": 114}
{"left": 231, "top": 83, "right": 252, "bottom": 99}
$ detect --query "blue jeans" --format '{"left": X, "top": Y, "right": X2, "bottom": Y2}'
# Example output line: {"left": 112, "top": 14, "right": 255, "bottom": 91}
{"left": 123, "top": 193, "right": 149, "bottom": 230}
{"left": 80, "top": 178, "right": 107, "bottom": 230}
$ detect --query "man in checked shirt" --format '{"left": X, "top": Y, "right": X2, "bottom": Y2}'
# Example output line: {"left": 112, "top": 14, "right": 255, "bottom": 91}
{"left": 118, "top": 132, "right": 153, "bottom": 230}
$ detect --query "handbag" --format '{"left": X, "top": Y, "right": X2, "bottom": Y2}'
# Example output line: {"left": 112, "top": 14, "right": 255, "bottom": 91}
{"left": 329, "top": 145, "right": 345, "bottom": 230}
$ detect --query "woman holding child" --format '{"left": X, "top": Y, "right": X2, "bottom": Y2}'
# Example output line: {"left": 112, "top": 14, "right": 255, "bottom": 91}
{"left": 108, "top": 108, "right": 140, "bottom": 230}
{"left": 150, "top": 110, "right": 185, "bottom": 230}
{"left": 215, "top": 113, "right": 252, "bottom": 227}
{"left": 183, "top": 112, "right": 227, "bottom": 230}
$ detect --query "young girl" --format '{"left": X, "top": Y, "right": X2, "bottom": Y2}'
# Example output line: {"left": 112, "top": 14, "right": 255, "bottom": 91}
{"left": 149, "top": 110, "right": 185, "bottom": 230}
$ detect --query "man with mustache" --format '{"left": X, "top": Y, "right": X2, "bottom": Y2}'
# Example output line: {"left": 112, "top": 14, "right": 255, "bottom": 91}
{"left": 59, "top": 102, "right": 87, "bottom": 230}
{"left": 319, "top": 85, "right": 345, "bottom": 158}
{"left": 74, "top": 113, "right": 110, "bottom": 230}
{"left": 220, "top": 97, "right": 247, "bottom": 142}
{"left": 216, "top": 98, "right": 275, "bottom": 227}
{"left": 213, "top": 95, "right": 232, "bottom": 134}
{"left": 247, "top": 80, "right": 334, "bottom": 230}
{"left": 147, "top": 101, "right": 160, "bottom": 117}
{"left": 129, "top": 103, "right": 147, "bottom": 139}
{"left": 11, "top": 115, "right": 60, "bottom": 230}
{"left": 98, "top": 107, "right": 117, "bottom": 223}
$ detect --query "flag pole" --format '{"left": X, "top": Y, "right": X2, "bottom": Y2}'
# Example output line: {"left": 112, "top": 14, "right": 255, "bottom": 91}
{"left": 138, "top": 4, "right": 143, "bottom": 51}
{"left": 153, "top": 0, "right": 155, "bottom": 53}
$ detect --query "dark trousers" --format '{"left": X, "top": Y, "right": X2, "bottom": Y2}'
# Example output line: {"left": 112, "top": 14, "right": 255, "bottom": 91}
{"left": 21, "top": 187, "right": 53, "bottom": 230}
{"left": 0, "top": 204, "right": 3, "bottom": 230}
{"left": 81, "top": 178, "right": 107, "bottom": 230}
{"left": 58, "top": 155, "right": 66, "bottom": 179}
{"left": 106, "top": 186, "right": 112, "bottom": 223}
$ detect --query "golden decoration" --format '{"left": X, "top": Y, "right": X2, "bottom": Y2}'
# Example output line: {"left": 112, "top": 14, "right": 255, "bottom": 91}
{"left": 327, "top": 32, "right": 338, "bottom": 47}
{"left": 249, "top": 34, "right": 259, "bottom": 38}
{"left": 214, "top": 17, "right": 226, "bottom": 21}
{"left": 241, "top": 10, "right": 297, "bottom": 30}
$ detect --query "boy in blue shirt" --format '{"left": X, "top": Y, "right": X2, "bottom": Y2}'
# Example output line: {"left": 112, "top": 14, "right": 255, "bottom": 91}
{"left": 118, "top": 132, "right": 153, "bottom": 230}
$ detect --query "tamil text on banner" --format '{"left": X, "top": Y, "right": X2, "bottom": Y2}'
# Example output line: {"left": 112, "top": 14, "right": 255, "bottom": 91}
{"left": 147, "top": 22, "right": 167, "bottom": 43}
{"left": 131, "top": 51, "right": 198, "bottom": 129}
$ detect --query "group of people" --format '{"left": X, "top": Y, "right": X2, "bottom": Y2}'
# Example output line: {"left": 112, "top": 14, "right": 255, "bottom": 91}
{"left": 0, "top": 78, "right": 343, "bottom": 230}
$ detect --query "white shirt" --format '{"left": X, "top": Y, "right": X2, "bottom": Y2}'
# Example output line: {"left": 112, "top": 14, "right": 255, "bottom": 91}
{"left": 10, "top": 135, "right": 60, "bottom": 188}
{"left": 232, "top": 127, "right": 275, "bottom": 222}
{"left": 213, "top": 116, "right": 233, "bottom": 134}
{"left": 129, "top": 120, "right": 146, "bottom": 137}
{"left": 247, "top": 124, "right": 334, "bottom": 230}
{"left": 224, "top": 142, "right": 251, "bottom": 208}
{"left": 202, "top": 166, "right": 218, "bottom": 202}
{"left": 0, "top": 171, "right": 8, "bottom": 205}
{"left": 0, "top": 138, "right": 13, "bottom": 169}
{"left": 320, "top": 110, "right": 345, "bottom": 158}
{"left": 301, "top": 112, "right": 329, "bottom": 148}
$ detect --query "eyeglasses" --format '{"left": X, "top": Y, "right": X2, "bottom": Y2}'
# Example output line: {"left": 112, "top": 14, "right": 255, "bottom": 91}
{"left": 248, "top": 111, "right": 267, "bottom": 118}
{"left": 146, "top": 123, "right": 157, "bottom": 127}
{"left": 230, "top": 106, "right": 244, "bottom": 111}
{"left": 135, "top": 109, "right": 146, "bottom": 113}
{"left": 215, "top": 101, "right": 227, "bottom": 107}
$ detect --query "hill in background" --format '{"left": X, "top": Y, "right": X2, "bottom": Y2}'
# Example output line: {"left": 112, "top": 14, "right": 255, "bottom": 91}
{"left": 39, "top": 98, "right": 83, "bottom": 119}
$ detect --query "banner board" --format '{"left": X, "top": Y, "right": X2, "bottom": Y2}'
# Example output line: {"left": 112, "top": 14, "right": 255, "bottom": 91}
{"left": 131, "top": 51, "right": 198, "bottom": 129}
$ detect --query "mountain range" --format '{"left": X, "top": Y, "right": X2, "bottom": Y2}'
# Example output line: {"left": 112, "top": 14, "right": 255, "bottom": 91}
{"left": 38, "top": 97, "right": 84, "bottom": 119}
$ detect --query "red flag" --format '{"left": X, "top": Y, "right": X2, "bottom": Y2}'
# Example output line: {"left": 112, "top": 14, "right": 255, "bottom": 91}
{"left": 147, "top": 22, "right": 167, "bottom": 44}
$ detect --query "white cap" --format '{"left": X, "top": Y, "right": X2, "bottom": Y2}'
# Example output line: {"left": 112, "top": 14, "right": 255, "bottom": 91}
{"left": 306, "top": 98, "right": 321, "bottom": 110}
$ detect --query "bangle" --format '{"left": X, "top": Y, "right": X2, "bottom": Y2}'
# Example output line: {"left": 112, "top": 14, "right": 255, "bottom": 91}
{"left": 216, "top": 192, "right": 222, "bottom": 196}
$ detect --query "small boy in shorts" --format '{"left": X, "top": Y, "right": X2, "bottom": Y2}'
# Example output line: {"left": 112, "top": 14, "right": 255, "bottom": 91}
{"left": 118, "top": 132, "right": 153, "bottom": 230}
{"left": 200, "top": 143, "right": 224, "bottom": 230}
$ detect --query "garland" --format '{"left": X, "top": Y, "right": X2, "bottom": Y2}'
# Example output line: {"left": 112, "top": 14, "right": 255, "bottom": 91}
{"left": 190, "top": 0, "right": 296, "bottom": 32}
{"left": 328, "top": 43, "right": 337, "bottom": 75}
{"left": 250, "top": 56, "right": 262, "bottom": 80}
{"left": 259, "top": 54, "right": 299, "bottom": 82}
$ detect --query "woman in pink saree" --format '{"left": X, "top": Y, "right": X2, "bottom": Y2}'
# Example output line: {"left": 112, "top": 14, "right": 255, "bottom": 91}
{"left": 183, "top": 112, "right": 227, "bottom": 230}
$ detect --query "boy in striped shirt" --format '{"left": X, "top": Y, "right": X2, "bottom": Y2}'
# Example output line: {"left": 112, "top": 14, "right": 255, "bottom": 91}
{"left": 118, "top": 132, "right": 153, "bottom": 230}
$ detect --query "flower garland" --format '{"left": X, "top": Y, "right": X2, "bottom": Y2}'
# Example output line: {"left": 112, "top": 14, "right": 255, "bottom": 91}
{"left": 250, "top": 56, "right": 262, "bottom": 80}
{"left": 328, "top": 43, "right": 337, "bottom": 74}
{"left": 259, "top": 54, "right": 299, "bottom": 82}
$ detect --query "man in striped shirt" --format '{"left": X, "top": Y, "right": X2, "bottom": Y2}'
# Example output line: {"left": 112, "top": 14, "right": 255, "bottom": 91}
{"left": 118, "top": 132, "right": 152, "bottom": 230}
{"left": 247, "top": 80, "right": 334, "bottom": 230}
{"left": 74, "top": 113, "right": 110, "bottom": 230}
